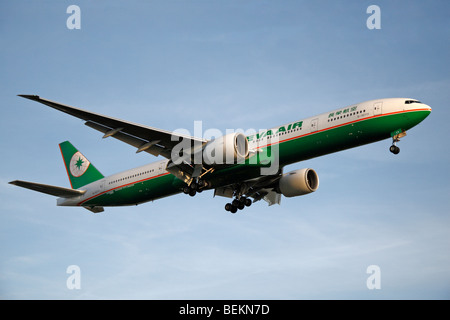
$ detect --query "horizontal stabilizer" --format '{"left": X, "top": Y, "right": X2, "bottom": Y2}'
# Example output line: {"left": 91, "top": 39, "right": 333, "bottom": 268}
{"left": 9, "top": 180, "right": 86, "bottom": 198}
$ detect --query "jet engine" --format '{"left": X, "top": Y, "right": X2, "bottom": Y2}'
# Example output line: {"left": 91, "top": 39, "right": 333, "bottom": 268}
{"left": 203, "top": 132, "right": 249, "bottom": 165}
{"left": 278, "top": 168, "right": 319, "bottom": 197}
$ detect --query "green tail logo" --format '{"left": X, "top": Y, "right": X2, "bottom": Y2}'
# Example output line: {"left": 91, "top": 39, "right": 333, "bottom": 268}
{"left": 59, "top": 141, "right": 104, "bottom": 189}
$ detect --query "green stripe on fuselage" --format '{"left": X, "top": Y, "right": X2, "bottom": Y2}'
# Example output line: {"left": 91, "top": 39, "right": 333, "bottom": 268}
{"left": 81, "top": 174, "right": 183, "bottom": 207}
{"left": 277, "top": 109, "right": 430, "bottom": 165}
{"left": 207, "top": 110, "right": 431, "bottom": 186}
{"left": 82, "top": 110, "right": 430, "bottom": 207}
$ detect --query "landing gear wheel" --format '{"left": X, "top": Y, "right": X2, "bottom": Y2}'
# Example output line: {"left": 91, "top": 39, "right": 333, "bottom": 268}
{"left": 225, "top": 194, "right": 253, "bottom": 213}
{"left": 237, "top": 197, "right": 246, "bottom": 210}
{"left": 184, "top": 179, "right": 204, "bottom": 197}
{"left": 389, "top": 145, "right": 400, "bottom": 154}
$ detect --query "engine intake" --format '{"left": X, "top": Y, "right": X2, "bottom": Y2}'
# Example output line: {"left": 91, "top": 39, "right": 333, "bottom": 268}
{"left": 278, "top": 168, "right": 319, "bottom": 197}
{"left": 203, "top": 132, "right": 249, "bottom": 165}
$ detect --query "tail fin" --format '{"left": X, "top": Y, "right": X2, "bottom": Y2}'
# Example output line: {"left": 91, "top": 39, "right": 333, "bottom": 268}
{"left": 59, "top": 141, "right": 104, "bottom": 189}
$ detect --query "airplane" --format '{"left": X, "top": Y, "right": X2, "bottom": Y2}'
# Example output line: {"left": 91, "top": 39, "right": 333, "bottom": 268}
{"left": 9, "top": 95, "right": 431, "bottom": 213}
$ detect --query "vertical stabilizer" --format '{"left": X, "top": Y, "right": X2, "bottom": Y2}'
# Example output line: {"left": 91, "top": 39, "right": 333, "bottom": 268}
{"left": 59, "top": 141, "right": 104, "bottom": 189}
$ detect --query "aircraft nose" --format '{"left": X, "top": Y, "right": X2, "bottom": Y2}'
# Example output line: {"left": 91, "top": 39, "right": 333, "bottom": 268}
{"left": 409, "top": 101, "right": 432, "bottom": 113}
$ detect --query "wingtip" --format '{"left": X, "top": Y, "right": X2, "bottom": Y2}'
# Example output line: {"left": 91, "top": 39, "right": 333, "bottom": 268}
{"left": 17, "top": 94, "right": 40, "bottom": 101}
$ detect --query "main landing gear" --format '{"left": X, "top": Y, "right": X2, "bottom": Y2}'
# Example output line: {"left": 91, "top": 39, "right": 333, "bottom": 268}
{"left": 389, "top": 129, "right": 407, "bottom": 155}
{"left": 182, "top": 180, "right": 253, "bottom": 213}
{"left": 224, "top": 196, "right": 252, "bottom": 214}
{"left": 182, "top": 179, "right": 207, "bottom": 197}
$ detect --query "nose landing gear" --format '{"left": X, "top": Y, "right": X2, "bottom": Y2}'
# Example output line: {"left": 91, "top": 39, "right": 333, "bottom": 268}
{"left": 389, "top": 144, "right": 400, "bottom": 155}
{"left": 389, "top": 129, "right": 407, "bottom": 155}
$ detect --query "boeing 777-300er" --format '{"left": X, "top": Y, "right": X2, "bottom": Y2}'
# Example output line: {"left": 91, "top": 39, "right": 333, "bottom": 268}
{"left": 9, "top": 95, "right": 431, "bottom": 213}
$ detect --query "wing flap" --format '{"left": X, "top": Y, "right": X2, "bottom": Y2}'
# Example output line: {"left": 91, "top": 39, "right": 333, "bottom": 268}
{"left": 262, "top": 190, "right": 282, "bottom": 206}
{"left": 84, "top": 121, "right": 169, "bottom": 158}
{"left": 9, "top": 180, "right": 86, "bottom": 198}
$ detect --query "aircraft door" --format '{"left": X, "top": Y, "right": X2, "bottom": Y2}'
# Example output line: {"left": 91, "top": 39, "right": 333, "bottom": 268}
{"left": 158, "top": 161, "right": 165, "bottom": 174}
{"left": 310, "top": 118, "right": 319, "bottom": 132}
{"left": 93, "top": 179, "right": 105, "bottom": 195}
{"left": 373, "top": 102, "right": 383, "bottom": 116}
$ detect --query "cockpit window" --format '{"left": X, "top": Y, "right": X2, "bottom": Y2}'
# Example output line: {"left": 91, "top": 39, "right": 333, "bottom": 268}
{"left": 405, "top": 100, "right": 422, "bottom": 104}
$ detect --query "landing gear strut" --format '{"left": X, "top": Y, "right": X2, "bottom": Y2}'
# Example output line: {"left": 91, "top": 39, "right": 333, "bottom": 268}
{"left": 224, "top": 196, "right": 252, "bottom": 214}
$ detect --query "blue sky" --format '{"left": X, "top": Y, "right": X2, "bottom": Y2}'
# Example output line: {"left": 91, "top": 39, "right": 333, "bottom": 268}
{"left": 1, "top": 0, "right": 449, "bottom": 299}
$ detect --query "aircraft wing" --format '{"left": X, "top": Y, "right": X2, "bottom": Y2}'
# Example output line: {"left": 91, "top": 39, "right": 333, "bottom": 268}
{"left": 18, "top": 95, "right": 207, "bottom": 159}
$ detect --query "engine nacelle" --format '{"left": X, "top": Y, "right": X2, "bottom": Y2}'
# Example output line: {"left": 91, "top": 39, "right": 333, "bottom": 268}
{"left": 278, "top": 168, "right": 319, "bottom": 197}
{"left": 203, "top": 132, "right": 249, "bottom": 165}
